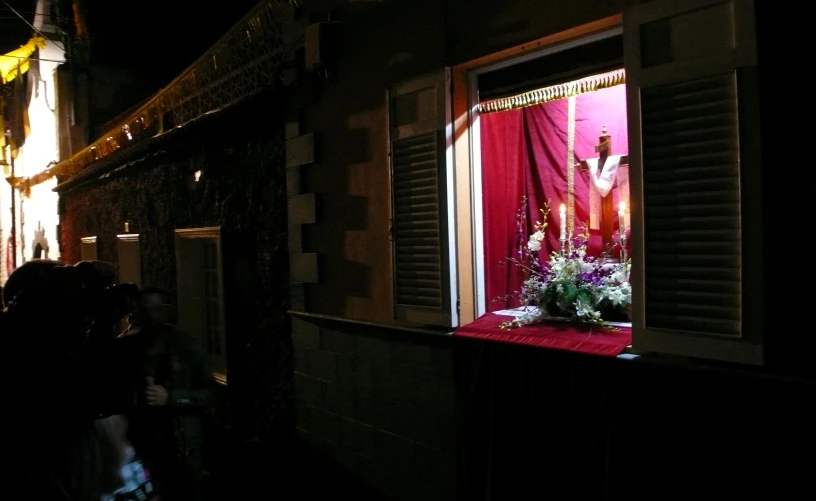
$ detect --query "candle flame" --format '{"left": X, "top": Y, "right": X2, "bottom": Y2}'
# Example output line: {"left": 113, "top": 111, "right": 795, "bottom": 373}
{"left": 619, "top": 201, "right": 626, "bottom": 213}
{"left": 559, "top": 203, "right": 566, "bottom": 213}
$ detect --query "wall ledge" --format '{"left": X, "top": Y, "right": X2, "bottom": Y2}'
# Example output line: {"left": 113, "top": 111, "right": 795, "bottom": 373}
{"left": 288, "top": 310, "right": 454, "bottom": 339}
{"left": 616, "top": 350, "right": 816, "bottom": 387}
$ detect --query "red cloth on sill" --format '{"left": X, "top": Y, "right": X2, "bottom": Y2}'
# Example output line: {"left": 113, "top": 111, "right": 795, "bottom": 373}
{"left": 455, "top": 312, "right": 631, "bottom": 357}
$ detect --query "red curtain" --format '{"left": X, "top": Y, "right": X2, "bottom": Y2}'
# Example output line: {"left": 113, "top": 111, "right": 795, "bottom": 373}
{"left": 480, "top": 85, "right": 628, "bottom": 312}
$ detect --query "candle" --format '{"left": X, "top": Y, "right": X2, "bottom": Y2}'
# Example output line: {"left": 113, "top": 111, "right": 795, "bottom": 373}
{"left": 618, "top": 201, "right": 627, "bottom": 233}
{"left": 559, "top": 203, "right": 566, "bottom": 240}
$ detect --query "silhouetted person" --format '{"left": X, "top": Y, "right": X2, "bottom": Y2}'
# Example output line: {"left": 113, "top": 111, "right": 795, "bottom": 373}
{"left": 1, "top": 258, "right": 61, "bottom": 308}
{"left": 2, "top": 261, "right": 139, "bottom": 499}
{"left": 115, "top": 286, "right": 214, "bottom": 501}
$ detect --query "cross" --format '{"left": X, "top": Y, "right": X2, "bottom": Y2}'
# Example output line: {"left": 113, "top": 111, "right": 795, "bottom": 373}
{"left": 578, "top": 125, "right": 628, "bottom": 258}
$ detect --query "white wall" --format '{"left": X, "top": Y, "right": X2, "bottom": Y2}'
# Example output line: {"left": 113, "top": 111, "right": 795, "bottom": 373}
{"left": 0, "top": 38, "right": 65, "bottom": 283}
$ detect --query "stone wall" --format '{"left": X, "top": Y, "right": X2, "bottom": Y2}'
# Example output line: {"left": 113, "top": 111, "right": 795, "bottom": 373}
{"left": 292, "top": 316, "right": 456, "bottom": 500}
{"left": 58, "top": 91, "right": 292, "bottom": 441}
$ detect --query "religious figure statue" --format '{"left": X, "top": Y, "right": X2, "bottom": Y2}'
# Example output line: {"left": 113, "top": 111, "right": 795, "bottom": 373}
{"left": 579, "top": 126, "right": 629, "bottom": 259}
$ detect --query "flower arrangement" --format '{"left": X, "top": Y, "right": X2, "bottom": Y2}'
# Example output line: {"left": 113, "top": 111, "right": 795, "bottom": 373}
{"left": 497, "top": 196, "right": 632, "bottom": 329}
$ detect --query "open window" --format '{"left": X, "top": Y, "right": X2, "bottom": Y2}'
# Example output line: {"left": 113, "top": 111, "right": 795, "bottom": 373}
{"left": 473, "top": 32, "right": 630, "bottom": 321}
{"left": 388, "top": 69, "right": 458, "bottom": 328}
{"left": 453, "top": 0, "right": 762, "bottom": 365}
{"left": 80, "top": 236, "right": 97, "bottom": 261}
{"left": 175, "top": 227, "right": 227, "bottom": 384}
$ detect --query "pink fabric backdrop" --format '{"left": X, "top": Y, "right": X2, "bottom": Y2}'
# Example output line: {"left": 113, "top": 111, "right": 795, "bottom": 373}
{"left": 481, "top": 84, "right": 628, "bottom": 311}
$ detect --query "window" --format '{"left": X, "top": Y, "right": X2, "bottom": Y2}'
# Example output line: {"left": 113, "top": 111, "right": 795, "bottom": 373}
{"left": 445, "top": 0, "right": 762, "bottom": 364}
{"left": 116, "top": 233, "right": 142, "bottom": 286}
{"left": 80, "top": 236, "right": 97, "bottom": 261}
{"left": 117, "top": 233, "right": 142, "bottom": 334}
{"left": 473, "top": 34, "right": 629, "bottom": 319}
{"left": 175, "top": 227, "right": 227, "bottom": 384}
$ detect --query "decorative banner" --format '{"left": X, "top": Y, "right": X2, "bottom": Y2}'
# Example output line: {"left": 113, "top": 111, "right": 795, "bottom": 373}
{"left": 0, "top": 36, "right": 46, "bottom": 84}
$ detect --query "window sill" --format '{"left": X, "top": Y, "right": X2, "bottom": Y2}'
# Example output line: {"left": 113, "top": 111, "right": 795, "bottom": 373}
{"left": 455, "top": 312, "right": 631, "bottom": 357}
{"left": 288, "top": 310, "right": 454, "bottom": 340}
{"left": 615, "top": 349, "right": 816, "bottom": 386}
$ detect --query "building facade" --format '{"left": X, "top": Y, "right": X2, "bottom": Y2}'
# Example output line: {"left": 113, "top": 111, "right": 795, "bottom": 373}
{"left": 37, "top": 0, "right": 811, "bottom": 499}
{"left": 1, "top": 1, "right": 66, "bottom": 282}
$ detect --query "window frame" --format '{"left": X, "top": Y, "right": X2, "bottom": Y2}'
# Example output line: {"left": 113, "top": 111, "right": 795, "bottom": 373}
{"left": 80, "top": 236, "right": 97, "bottom": 261}
{"left": 174, "top": 226, "right": 227, "bottom": 385}
{"left": 450, "top": 1, "right": 764, "bottom": 366}
{"left": 116, "top": 233, "right": 142, "bottom": 286}
{"left": 451, "top": 17, "right": 625, "bottom": 325}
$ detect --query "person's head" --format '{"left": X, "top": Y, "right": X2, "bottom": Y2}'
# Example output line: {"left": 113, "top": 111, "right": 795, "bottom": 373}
{"left": 5, "top": 263, "right": 91, "bottom": 354}
{"left": 130, "top": 285, "right": 172, "bottom": 328}
{"left": 2, "top": 259, "right": 62, "bottom": 308}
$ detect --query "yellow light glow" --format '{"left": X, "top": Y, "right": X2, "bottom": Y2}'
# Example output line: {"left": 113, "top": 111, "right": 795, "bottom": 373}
{"left": 559, "top": 203, "right": 566, "bottom": 213}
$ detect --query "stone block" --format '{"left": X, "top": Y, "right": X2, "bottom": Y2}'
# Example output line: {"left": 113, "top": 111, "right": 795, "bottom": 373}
{"left": 285, "top": 133, "right": 315, "bottom": 167}
{"left": 290, "top": 253, "right": 319, "bottom": 283}
{"left": 311, "top": 349, "right": 337, "bottom": 383}
{"left": 321, "top": 328, "right": 355, "bottom": 354}
{"left": 309, "top": 407, "right": 340, "bottom": 443}
{"left": 290, "top": 283, "right": 306, "bottom": 310}
{"left": 291, "top": 317, "right": 319, "bottom": 347}
{"left": 357, "top": 335, "right": 391, "bottom": 364}
{"left": 293, "top": 345, "right": 313, "bottom": 375}
{"left": 288, "top": 224, "right": 303, "bottom": 255}
{"left": 293, "top": 373, "right": 322, "bottom": 406}
{"left": 287, "top": 193, "right": 317, "bottom": 224}
{"left": 340, "top": 417, "right": 375, "bottom": 458}
{"left": 322, "top": 382, "right": 354, "bottom": 416}
{"left": 286, "top": 166, "right": 301, "bottom": 197}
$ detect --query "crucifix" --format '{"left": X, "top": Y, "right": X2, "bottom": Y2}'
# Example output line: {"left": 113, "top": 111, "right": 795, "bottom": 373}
{"left": 578, "top": 125, "right": 628, "bottom": 259}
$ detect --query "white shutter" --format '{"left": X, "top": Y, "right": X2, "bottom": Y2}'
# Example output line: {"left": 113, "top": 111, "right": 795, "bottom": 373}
{"left": 388, "top": 69, "right": 458, "bottom": 327}
{"left": 116, "top": 234, "right": 142, "bottom": 286}
{"left": 625, "top": 0, "right": 763, "bottom": 364}
{"left": 80, "top": 237, "right": 97, "bottom": 261}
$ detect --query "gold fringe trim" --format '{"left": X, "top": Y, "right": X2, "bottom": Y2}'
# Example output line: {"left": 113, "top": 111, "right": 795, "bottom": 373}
{"left": 478, "top": 68, "right": 625, "bottom": 115}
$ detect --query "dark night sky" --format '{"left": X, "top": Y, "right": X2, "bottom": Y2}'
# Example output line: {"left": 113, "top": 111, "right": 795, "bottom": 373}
{"left": 2, "top": 0, "right": 265, "bottom": 82}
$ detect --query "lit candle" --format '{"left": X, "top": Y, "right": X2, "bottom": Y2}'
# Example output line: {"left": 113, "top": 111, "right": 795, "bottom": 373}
{"left": 559, "top": 203, "right": 566, "bottom": 240}
{"left": 618, "top": 201, "right": 627, "bottom": 233}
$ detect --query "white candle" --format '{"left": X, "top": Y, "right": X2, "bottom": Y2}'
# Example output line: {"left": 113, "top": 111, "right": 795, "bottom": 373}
{"left": 618, "top": 201, "right": 627, "bottom": 233}
{"left": 559, "top": 203, "right": 566, "bottom": 240}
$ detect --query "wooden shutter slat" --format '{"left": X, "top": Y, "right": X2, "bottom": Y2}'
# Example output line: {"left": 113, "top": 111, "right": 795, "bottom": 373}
{"left": 642, "top": 72, "right": 742, "bottom": 337}
{"left": 392, "top": 131, "right": 444, "bottom": 309}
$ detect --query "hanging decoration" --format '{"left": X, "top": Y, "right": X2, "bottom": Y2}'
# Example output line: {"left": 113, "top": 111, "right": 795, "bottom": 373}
{"left": 0, "top": 36, "right": 46, "bottom": 85}
{"left": 17, "top": 0, "right": 301, "bottom": 190}
{"left": 478, "top": 68, "right": 626, "bottom": 115}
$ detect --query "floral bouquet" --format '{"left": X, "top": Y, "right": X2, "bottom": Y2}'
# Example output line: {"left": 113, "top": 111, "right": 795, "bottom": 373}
{"left": 496, "top": 196, "right": 631, "bottom": 329}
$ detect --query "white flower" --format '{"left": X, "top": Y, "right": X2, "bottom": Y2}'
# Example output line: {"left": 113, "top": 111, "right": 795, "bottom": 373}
{"left": 527, "top": 231, "right": 546, "bottom": 252}
{"left": 575, "top": 297, "right": 601, "bottom": 322}
{"left": 606, "top": 288, "right": 626, "bottom": 306}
